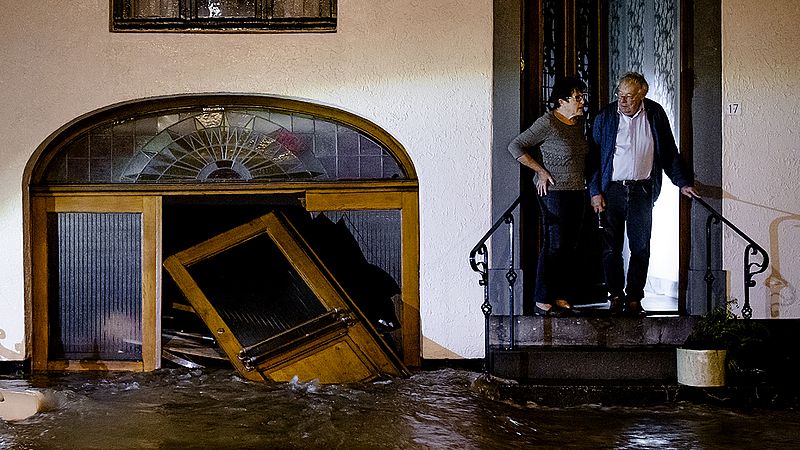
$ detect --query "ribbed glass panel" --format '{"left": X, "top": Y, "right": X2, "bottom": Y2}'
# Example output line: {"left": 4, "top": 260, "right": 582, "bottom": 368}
{"left": 47, "top": 213, "right": 143, "bottom": 361}
{"left": 306, "top": 210, "right": 402, "bottom": 332}
{"left": 317, "top": 210, "right": 402, "bottom": 288}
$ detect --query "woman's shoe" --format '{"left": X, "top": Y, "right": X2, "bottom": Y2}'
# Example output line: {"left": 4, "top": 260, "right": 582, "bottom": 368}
{"left": 552, "top": 300, "right": 578, "bottom": 317}
{"left": 534, "top": 302, "right": 576, "bottom": 317}
{"left": 534, "top": 302, "right": 552, "bottom": 316}
{"left": 549, "top": 305, "right": 576, "bottom": 317}
{"left": 554, "top": 299, "right": 573, "bottom": 310}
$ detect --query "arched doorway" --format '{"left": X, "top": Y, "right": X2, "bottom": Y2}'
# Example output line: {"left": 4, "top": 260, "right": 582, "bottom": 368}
{"left": 23, "top": 94, "right": 420, "bottom": 374}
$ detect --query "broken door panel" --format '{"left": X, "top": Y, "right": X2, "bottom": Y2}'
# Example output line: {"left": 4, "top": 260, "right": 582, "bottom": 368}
{"left": 163, "top": 211, "right": 409, "bottom": 383}
{"left": 299, "top": 211, "right": 402, "bottom": 334}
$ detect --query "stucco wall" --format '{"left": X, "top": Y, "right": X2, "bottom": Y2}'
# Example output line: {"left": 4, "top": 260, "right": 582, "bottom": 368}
{"left": 722, "top": 1, "right": 800, "bottom": 318}
{"left": 0, "top": 1, "right": 493, "bottom": 360}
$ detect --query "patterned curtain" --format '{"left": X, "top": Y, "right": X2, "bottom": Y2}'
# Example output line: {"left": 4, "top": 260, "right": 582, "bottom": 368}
{"left": 608, "top": 0, "right": 678, "bottom": 129}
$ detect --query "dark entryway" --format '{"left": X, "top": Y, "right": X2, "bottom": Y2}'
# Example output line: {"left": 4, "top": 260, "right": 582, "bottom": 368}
{"left": 492, "top": 0, "right": 705, "bottom": 315}
{"left": 160, "top": 195, "right": 408, "bottom": 382}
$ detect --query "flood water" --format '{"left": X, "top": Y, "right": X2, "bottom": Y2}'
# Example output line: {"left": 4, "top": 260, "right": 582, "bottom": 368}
{"left": 2, "top": 368, "right": 799, "bottom": 449}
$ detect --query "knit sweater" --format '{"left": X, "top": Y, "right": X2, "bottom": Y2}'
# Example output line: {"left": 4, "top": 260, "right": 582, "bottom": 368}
{"left": 508, "top": 112, "right": 588, "bottom": 191}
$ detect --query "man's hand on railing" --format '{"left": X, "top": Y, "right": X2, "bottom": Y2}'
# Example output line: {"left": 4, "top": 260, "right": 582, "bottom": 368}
{"left": 681, "top": 183, "right": 700, "bottom": 198}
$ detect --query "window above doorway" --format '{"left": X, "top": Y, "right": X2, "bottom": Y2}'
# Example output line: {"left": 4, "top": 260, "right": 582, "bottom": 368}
{"left": 111, "top": 0, "right": 337, "bottom": 33}
{"left": 41, "top": 107, "right": 405, "bottom": 184}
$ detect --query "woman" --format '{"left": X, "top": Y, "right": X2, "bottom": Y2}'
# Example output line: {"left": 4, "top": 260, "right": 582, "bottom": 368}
{"left": 507, "top": 76, "right": 589, "bottom": 316}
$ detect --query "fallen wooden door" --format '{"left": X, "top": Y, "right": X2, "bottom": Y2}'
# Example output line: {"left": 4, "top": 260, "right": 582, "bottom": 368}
{"left": 163, "top": 211, "right": 409, "bottom": 383}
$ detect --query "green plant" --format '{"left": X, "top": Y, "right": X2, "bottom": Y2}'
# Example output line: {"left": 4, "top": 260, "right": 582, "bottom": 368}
{"left": 683, "top": 299, "right": 769, "bottom": 372}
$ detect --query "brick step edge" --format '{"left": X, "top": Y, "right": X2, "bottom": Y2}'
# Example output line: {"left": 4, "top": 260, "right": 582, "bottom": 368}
{"left": 490, "top": 345, "right": 680, "bottom": 351}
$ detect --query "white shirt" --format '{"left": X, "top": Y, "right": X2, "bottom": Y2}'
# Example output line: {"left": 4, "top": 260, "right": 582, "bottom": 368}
{"left": 611, "top": 104, "right": 654, "bottom": 181}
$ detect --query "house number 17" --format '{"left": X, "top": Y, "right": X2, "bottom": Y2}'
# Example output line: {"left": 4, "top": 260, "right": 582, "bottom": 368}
{"left": 726, "top": 103, "right": 741, "bottom": 116}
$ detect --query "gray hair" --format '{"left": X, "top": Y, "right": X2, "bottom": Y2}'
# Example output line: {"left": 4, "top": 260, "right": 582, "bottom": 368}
{"left": 618, "top": 72, "right": 649, "bottom": 95}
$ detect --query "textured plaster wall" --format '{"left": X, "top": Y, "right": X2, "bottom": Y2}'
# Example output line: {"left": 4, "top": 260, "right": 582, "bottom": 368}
{"left": 722, "top": 1, "right": 800, "bottom": 318}
{"left": 0, "top": 1, "right": 493, "bottom": 360}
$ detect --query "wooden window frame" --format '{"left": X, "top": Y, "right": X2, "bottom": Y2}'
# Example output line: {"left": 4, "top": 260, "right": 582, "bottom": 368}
{"left": 30, "top": 194, "right": 162, "bottom": 372}
{"left": 27, "top": 184, "right": 421, "bottom": 372}
{"left": 305, "top": 187, "right": 420, "bottom": 368}
{"left": 110, "top": 0, "right": 337, "bottom": 33}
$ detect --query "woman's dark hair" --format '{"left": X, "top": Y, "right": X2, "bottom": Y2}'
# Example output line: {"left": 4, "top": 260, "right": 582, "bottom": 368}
{"left": 548, "top": 76, "right": 587, "bottom": 111}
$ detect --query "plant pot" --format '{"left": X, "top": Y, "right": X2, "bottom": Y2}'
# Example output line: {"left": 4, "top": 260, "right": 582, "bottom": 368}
{"left": 676, "top": 348, "right": 727, "bottom": 387}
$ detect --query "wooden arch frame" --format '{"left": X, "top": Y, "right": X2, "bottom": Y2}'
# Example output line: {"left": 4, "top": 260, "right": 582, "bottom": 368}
{"left": 23, "top": 93, "right": 420, "bottom": 371}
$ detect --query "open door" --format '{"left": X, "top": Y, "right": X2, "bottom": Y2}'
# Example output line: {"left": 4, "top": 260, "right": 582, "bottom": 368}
{"left": 163, "top": 210, "right": 409, "bottom": 383}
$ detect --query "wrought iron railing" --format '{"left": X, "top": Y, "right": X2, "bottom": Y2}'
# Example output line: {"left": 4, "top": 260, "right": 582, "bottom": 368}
{"left": 468, "top": 195, "right": 523, "bottom": 372}
{"left": 693, "top": 196, "right": 769, "bottom": 319}
{"left": 469, "top": 194, "right": 770, "bottom": 374}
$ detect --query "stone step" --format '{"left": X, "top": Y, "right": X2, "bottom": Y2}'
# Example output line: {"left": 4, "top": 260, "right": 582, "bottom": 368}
{"left": 476, "top": 318, "right": 800, "bottom": 408}
{"left": 491, "top": 346, "right": 677, "bottom": 381}
{"left": 473, "top": 375, "right": 681, "bottom": 407}
{"left": 490, "top": 315, "right": 696, "bottom": 347}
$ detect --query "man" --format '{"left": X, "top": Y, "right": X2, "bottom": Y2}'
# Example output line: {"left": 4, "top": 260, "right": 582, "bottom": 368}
{"left": 589, "top": 72, "right": 698, "bottom": 316}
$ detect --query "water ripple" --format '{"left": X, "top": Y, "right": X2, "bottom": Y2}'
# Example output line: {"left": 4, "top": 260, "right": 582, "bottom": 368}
{"left": 2, "top": 368, "right": 800, "bottom": 448}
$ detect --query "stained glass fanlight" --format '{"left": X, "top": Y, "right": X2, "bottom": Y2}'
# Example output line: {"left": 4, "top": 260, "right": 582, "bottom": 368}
{"left": 122, "top": 110, "right": 324, "bottom": 182}
{"left": 41, "top": 107, "right": 406, "bottom": 184}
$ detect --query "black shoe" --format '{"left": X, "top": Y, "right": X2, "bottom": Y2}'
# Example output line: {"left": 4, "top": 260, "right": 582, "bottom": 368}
{"left": 625, "top": 299, "right": 646, "bottom": 317}
{"left": 609, "top": 296, "right": 624, "bottom": 316}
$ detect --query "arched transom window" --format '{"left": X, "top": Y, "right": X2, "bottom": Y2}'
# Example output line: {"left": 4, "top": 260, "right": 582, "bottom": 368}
{"left": 40, "top": 105, "right": 407, "bottom": 185}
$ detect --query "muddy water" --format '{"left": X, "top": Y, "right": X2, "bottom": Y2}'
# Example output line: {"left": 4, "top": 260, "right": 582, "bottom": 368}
{"left": 1, "top": 368, "right": 799, "bottom": 449}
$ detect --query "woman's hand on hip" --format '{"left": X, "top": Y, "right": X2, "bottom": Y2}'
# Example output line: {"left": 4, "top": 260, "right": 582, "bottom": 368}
{"left": 536, "top": 170, "right": 555, "bottom": 196}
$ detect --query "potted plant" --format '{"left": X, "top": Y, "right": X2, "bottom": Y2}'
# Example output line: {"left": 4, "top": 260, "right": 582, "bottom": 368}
{"left": 677, "top": 300, "right": 768, "bottom": 387}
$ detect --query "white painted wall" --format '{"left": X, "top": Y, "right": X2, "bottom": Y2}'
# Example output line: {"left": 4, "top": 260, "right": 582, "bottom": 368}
{"left": 0, "top": 1, "right": 493, "bottom": 360}
{"left": 722, "top": 1, "right": 800, "bottom": 318}
{"left": 7, "top": 1, "right": 795, "bottom": 363}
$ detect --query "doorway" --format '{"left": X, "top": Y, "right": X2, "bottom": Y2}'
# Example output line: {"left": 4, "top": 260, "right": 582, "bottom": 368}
{"left": 514, "top": 0, "right": 685, "bottom": 314}
{"left": 24, "top": 94, "right": 421, "bottom": 373}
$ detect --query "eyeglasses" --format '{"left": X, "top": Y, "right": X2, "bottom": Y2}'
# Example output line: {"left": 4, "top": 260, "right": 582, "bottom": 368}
{"left": 615, "top": 92, "right": 639, "bottom": 101}
{"left": 565, "top": 93, "right": 587, "bottom": 103}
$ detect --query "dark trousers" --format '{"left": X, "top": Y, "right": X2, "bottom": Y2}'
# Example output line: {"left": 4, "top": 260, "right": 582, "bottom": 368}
{"left": 534, "top": 190, "right": 585, "bottom": 305}
{"left": 600, "top": 180, "right": 654, "bottom": 301}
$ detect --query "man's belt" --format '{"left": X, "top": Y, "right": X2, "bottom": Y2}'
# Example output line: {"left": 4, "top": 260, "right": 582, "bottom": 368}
{"left": 613, "top": 179, "right": 651, "bottom": 186}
